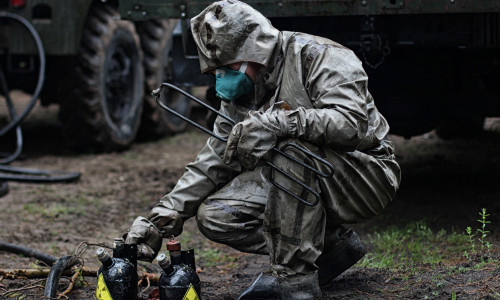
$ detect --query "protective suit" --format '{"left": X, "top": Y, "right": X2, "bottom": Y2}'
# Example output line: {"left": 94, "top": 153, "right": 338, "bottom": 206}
{"left": 126, "top": 0, "right": 400, "bottom": 298}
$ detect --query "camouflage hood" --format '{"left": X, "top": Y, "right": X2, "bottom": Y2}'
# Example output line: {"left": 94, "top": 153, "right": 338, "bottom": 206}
{"left": 190, "top": 0, "right": 280, "bottom": 73}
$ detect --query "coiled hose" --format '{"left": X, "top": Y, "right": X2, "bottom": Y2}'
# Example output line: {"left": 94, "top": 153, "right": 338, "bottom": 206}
{"left": 0, "top": 12, "right": 80, "bottom": 197}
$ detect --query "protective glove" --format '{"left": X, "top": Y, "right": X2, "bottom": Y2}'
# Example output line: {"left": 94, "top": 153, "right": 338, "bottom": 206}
{"left": 223, "top": 110, "right": 287, "bottom": 170}
{"left": 148, "top": 205, "right": 184, "bottom": 237}
{"left": 124, "top": 216, "right": 163, "bottom": 262}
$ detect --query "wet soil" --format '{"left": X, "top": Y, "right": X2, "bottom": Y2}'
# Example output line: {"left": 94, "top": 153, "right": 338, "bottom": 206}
{"left": 0, "top": 96, "right": 499, "bottom": 299}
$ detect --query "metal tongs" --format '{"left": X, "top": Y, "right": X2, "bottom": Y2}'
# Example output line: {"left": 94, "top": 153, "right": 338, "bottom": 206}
{"left": 152, "top": 83, "right": 334, "bottom": 206}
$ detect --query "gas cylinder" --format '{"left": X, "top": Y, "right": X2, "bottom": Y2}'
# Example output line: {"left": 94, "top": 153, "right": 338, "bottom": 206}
{"left": 95, "top": 240, "right": 138, "bottom": 300}
{"left": 157, "top": 239, "right": 201, "bottom": 300}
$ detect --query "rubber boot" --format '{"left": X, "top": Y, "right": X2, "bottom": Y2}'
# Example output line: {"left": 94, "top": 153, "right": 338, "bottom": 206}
{"left": 316, "top": 227, "right": 367, "bottom": 286}
{"left": 236, "top": 271, "right": 321, "bottom": 300}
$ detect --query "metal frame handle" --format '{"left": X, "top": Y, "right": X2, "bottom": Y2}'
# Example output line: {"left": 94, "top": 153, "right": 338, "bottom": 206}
{"left": 152, "top": 83, "right": 334, "bottom": 206}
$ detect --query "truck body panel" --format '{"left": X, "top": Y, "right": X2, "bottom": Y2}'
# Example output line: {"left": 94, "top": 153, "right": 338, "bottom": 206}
{"left": 0, "top": 0, "right": 92, "bottom": 55}
{"left": 119, "top": 0, "right": 500, "bottom": 20}
{"left": 119, "top": 0, "right": 500, "bottom": 138}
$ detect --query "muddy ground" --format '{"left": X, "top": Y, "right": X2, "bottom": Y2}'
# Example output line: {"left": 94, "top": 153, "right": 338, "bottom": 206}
{"left": 0, "top": 96, "right": 499, "bottom": 299}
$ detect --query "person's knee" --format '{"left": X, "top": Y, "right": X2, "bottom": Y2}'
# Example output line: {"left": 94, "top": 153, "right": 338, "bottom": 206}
{"left": 196, "top": 201, "right": 232, "bottom": 242}
{"left": 196, "top": 203, "right": 217, "bottom": 238}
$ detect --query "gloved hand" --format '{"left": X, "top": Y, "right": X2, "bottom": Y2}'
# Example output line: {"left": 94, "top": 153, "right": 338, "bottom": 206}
{"left": 223, "top": 110, "right": 286, "bottom": 170}
{"left": 124, "top": 216, "right": 163, "bottom": 262}
{"left": 148, "top": 205, "right": 184, "bottom": 237}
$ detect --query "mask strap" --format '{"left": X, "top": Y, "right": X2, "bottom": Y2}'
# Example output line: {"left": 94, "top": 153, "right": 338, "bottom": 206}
{"left": 238, "top": 61, "right": 248, "bottom": 73}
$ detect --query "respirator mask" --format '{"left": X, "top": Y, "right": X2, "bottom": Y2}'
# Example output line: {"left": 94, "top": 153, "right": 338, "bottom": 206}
{"left": 215, "top": 61, "right": 254, "bottom": 102}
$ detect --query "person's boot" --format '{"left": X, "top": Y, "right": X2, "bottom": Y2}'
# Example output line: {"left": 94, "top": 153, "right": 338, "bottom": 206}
{"left": 236, "top": 270, "right": 321, "bottom": 300}
{"left": 316, "top": 226, "right": 367, "bottom": 286}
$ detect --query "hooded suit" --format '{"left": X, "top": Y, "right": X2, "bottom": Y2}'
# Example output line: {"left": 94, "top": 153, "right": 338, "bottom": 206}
{"left": 147, "top": 0, "right": 401, "bottom": 276}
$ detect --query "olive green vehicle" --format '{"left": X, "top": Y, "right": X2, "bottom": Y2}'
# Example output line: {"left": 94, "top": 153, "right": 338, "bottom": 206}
{"left": 120, "top": 0, "right": 500, "bottom": 139}
{"left": 0, "top": 0, "right": 196, "bottom": 151}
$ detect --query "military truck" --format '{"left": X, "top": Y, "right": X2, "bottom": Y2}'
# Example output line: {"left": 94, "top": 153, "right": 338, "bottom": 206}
{"left": 0, "top": 0, "right": 197, "bottom": 151}
{"left": 120, "top": 0, "right": 500, "bottom": 139}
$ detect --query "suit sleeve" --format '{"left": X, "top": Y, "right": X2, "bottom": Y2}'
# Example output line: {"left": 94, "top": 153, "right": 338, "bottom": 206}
{"left": 148, "top": 102, "right": 245, "bottom": 237}
{"left": 277, "top": 46, "right": 372, "bottom": 152}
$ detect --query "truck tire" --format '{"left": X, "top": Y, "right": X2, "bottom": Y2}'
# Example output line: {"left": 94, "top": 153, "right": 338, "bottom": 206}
{"left": 59, "top": 4, "right": 143, "bottom": 151}
{"left": 136, "top": 19, "right": 191, "bottom": 139}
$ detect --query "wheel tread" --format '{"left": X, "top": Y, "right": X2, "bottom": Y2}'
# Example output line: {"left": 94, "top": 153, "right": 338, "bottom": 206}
{"left": 59, "top": 3, "right": 143, "bottom": 151}
{"left": 136, "top": 19, "right": 191, "bottom": 139}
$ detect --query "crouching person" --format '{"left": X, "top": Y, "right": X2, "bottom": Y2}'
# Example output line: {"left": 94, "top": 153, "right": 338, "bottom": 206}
{"left": 124, "top": 1, "right": 401, "bottom": 299}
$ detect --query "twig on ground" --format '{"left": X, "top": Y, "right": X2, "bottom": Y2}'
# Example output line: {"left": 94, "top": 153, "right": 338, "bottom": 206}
{"left": 140, "top": 275, "right": 151, "bottom": 295}
{"left": 138, "top": 270, "right": 160, "bottom": 285}
{"left": 0, "top": 266, "right": 98, "bottom": 279}
{"left": 57, "top": 268, "right": 83, "bottom": 299}
{"left": 1, "top": 280, "right": 45, "bottom": 297}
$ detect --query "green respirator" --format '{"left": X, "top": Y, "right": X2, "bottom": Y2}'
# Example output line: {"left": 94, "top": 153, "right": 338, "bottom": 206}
{"left": 215, "top": 61, "right": 254, "bottom": 102}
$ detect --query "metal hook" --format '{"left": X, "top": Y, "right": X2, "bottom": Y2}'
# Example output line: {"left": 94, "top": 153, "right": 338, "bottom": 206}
{"left": 153, "top": 83, "right": 335, "bottom": 206}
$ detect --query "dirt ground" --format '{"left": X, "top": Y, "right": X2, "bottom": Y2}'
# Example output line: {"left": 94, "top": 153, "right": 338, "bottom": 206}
{"left": 0, "top": 96, "right": 499, "bottom": 299}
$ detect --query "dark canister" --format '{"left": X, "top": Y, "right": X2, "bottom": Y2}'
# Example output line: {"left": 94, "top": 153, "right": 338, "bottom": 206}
{"left": 157, "top": 240, "right": 201, "bottom": 300}
{"left": 96, "top": 242, "right": 138, "bottom": 300}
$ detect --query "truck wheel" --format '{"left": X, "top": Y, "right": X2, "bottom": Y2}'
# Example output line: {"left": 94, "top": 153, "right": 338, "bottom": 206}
{"left": 59, "top": 4, "right": 143, "bottom": 151}
{"left": 136, "top": 19, "right": 191, "bottom": 139}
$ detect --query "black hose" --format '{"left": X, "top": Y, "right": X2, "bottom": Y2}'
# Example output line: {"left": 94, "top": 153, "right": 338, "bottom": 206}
{"left": 0, "top": 240, "right": 57, "bottom": 266}
{"left": 0, "top": 12, "right": 81, "bottom": 196}
{"left": 0, "top": 65, "right": 23, "bottom": 165}
{"left": 0, "top": 11, "right": 45, "bottom": 136}
{"left": 0, "top": 181, "right": 7, "bottom": 197}
{"left": 43, "top": 255, "right": 74, "bottom": 299}
{"left": 0, "top": 165, "right": 81, "bottom": 183}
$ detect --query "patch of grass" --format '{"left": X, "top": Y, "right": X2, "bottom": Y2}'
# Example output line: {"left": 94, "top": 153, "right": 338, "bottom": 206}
{"left": 44, "top": 203, "right": 75, "bottom": 217}
{"left": 22, "top": 199, "right": 89, "bottom": 218}
{"left": 358, "top": 221, "right": 468, "bottom": 269}
{"left": 472, "top": 258, "right": 498, "bottom": 270}
{"left": 176, "top": 231, "right": 194, "bottom": 247}
{"left": 19, "top": 189, "right": 101, "bottom": 221}
{"left": 196, "top": 247, "right": 237, "bottom": 268}
{"left": 68, "top": 193, "right": 101, "bottom": 208}
{"left": 23, "top": 196, "right": 94, "bottom": 218}
{"left": 48, "top": 243, "right": 63, "bottom": 254}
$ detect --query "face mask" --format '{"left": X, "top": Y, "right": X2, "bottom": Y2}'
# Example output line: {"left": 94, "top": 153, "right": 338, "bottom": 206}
{"left": 215, "top": 62, "right": 254, "bottom": 103}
